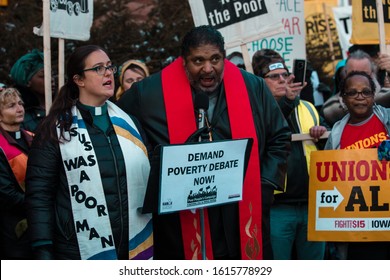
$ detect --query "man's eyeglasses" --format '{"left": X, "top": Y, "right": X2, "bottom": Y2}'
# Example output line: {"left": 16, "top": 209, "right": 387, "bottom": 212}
{"left": 343, "top": 89, "right": 374, "bottom": 98}
{"left": 264, "top": 72, "right": 289, "bottom": 81}
{"left": 82, "top": 65, "right": 117, "bottom": 76}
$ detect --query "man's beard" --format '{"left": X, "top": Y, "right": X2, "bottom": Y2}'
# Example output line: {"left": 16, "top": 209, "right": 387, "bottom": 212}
{"left": 185, "top": 68, "right": 224, "bottom": 93}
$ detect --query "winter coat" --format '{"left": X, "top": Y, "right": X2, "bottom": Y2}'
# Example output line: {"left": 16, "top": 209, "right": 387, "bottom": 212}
{"left": 0, "top": 127, "right": 33, "bottom": 259}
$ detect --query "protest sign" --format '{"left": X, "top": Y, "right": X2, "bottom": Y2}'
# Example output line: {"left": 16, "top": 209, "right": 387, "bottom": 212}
{"left": 34, "top": 0, "right": 94, "bottom": 111}
{"left": 308, "top": 149, "right": 390, "bottom": 242}
{"left": 305, "top": 0, "right": 342, "bottom": 81}
{"left": 158, "top": 139, "right": 250, "bottom": 214}
{"left": 332, "top": 5, "right": 352, "bottom": 59}
{"left": 34, "top": 0, "right": 93, "bottom": 41}
{"left": 211, "top": 0, "right": 305, "bottom": 70}
{"left": 248, "top": 0, "right": 306, "bottom": 69}
{"left": 188, "top": 0, "right": 285, "bottom": 71}
{"left": 351, "top": 0, "right": 390, "bottom": 45}
{"left": 188, "top": 0, "right": 284, "bottom": 49}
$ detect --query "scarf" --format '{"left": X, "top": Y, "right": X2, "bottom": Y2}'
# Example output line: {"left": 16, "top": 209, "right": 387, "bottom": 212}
{"left": 58, "top": 101, "right": 153, "bottom": 260}
{"left": 161, "top": 57, "right": 262, "bottom": 260}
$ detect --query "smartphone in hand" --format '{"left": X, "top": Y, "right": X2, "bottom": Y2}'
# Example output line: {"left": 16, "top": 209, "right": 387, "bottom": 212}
{"left": 292, "top": 59, "right": 307, "bottom": 85}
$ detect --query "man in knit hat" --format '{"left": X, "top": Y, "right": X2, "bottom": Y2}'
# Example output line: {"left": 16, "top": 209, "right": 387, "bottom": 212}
{"left": 10, "top": 49, "right": 46, "bottom": 132}
{"left": 252, "top": 49, "right": 328, "bottom": 260}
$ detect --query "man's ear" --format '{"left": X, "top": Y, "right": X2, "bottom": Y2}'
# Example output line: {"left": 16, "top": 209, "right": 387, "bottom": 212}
{"left": 73, "top": 75, "right": 84, "bottom": 87}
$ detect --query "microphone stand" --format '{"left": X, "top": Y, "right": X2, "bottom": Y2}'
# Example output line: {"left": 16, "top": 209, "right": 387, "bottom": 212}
{"left": 195, "top": 92, "right": 209, "bottom": 260}
{"left": 198, "top": 107, "right": 207, "bottom": 260}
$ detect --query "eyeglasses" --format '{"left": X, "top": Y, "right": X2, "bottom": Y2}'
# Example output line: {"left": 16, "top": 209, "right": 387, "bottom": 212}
{"left": 264, "top": 72, "right": 289, "bottom": 81}
{"left": 343, "top": 89, "right": 374, "bottom": 98}
{"left": 82, "top": 65, "right": 117, "bottom": 76}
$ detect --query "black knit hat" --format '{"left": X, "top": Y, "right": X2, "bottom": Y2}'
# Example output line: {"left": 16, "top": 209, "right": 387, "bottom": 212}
{"left": 252, "top": 49, "right": 288, "bottom": 77}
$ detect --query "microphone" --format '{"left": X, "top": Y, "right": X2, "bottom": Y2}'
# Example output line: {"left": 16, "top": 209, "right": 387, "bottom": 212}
{"left": 193, "top": 92, "right": 210, "bottom": 260}
{"left": 194, "top": 93, "right": 209, "bottom": 131}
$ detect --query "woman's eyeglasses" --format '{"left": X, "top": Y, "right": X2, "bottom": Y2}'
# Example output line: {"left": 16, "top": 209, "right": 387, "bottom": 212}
{"left": 82, "top": 65, "right": 117, "bottom": 76}
{"left": 264, "top": 72, "right": 289, "bottom": 81}
{"left": 342, "top": 89, "right": 374, "bottom": 98}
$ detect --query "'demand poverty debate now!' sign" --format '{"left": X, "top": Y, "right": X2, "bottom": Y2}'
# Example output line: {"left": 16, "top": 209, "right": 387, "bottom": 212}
{"left": 157, "top": 139, "right": 251, "bottom": 214}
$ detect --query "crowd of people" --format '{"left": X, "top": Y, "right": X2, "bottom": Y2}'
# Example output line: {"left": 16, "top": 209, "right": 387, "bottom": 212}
{"left": 0, "top": 25, "right": 389, "bottom": 260}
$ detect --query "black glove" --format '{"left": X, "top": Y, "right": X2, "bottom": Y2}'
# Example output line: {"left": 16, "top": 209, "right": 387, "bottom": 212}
{"left": 32, "top": 244, "right": 54, "bottom": 260}
{"left": 185, "top": 126, "right": 211, "bottom": 143}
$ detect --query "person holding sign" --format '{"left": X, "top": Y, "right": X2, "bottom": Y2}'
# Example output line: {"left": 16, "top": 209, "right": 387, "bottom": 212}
{"left": 252, "top": 49, "right": 328, "bottom": 260}
{"left": 25, "top": 45, "right": 153, "bottom": 260}
{"left": 117, "top": 25, "right": 291, "bottom": 260}
{"left": 325, "top": 71, "right": 390, "bottom": 260}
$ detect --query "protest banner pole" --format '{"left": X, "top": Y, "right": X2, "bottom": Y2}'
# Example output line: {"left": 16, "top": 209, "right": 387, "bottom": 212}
{"left": 323, "top": 3, "right": 336, "bottom": 74}
{"left": 58, "top": 38, "right": 65, "bottom": 89}
{"left": 199, "top": 209, "right": 206, "bottom": 259}
{"left": 240, "top": 43, "right": 253, "bottom": 74}
{"left": 376, "top": 0, "right": 386, "bottom": 53}
{"left": 42, "top": 0, "right": 52, "bottom": 112}
{"left": 375, "top": 0, "right": 390, "bottom": 85}
{"left": 195, "top": 93, "right": 209, "bottom": 260}
{"left": 291, "top": 131, "right": 330, "bottom": 142}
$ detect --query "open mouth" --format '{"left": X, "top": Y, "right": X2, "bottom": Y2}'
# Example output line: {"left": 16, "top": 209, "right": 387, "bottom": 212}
{"left": 103, "top": 80, "right": 112, "bottom": 88}
{"left": 200, "top": 77, "right": 215, "bottom": 87}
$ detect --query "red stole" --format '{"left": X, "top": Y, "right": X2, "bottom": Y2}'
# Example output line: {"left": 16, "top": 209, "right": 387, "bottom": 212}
{"left": 161, "top": 57, "right": 262, "bottom": 260}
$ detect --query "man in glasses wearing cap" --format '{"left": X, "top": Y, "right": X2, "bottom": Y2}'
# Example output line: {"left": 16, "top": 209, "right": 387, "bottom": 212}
{"left": 252, "top": 49, "right": 328, "bottom": 260}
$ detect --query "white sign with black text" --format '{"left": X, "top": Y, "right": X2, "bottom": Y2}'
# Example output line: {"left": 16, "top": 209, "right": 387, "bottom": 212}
{"left": 158, "top": 139, "right": 250, "bottom": 214}
{"left": 34, "top": 0, "right": 93, "bottom": 41}
{"left": 188, "top": 0, "right": 284, "bottom": 49}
